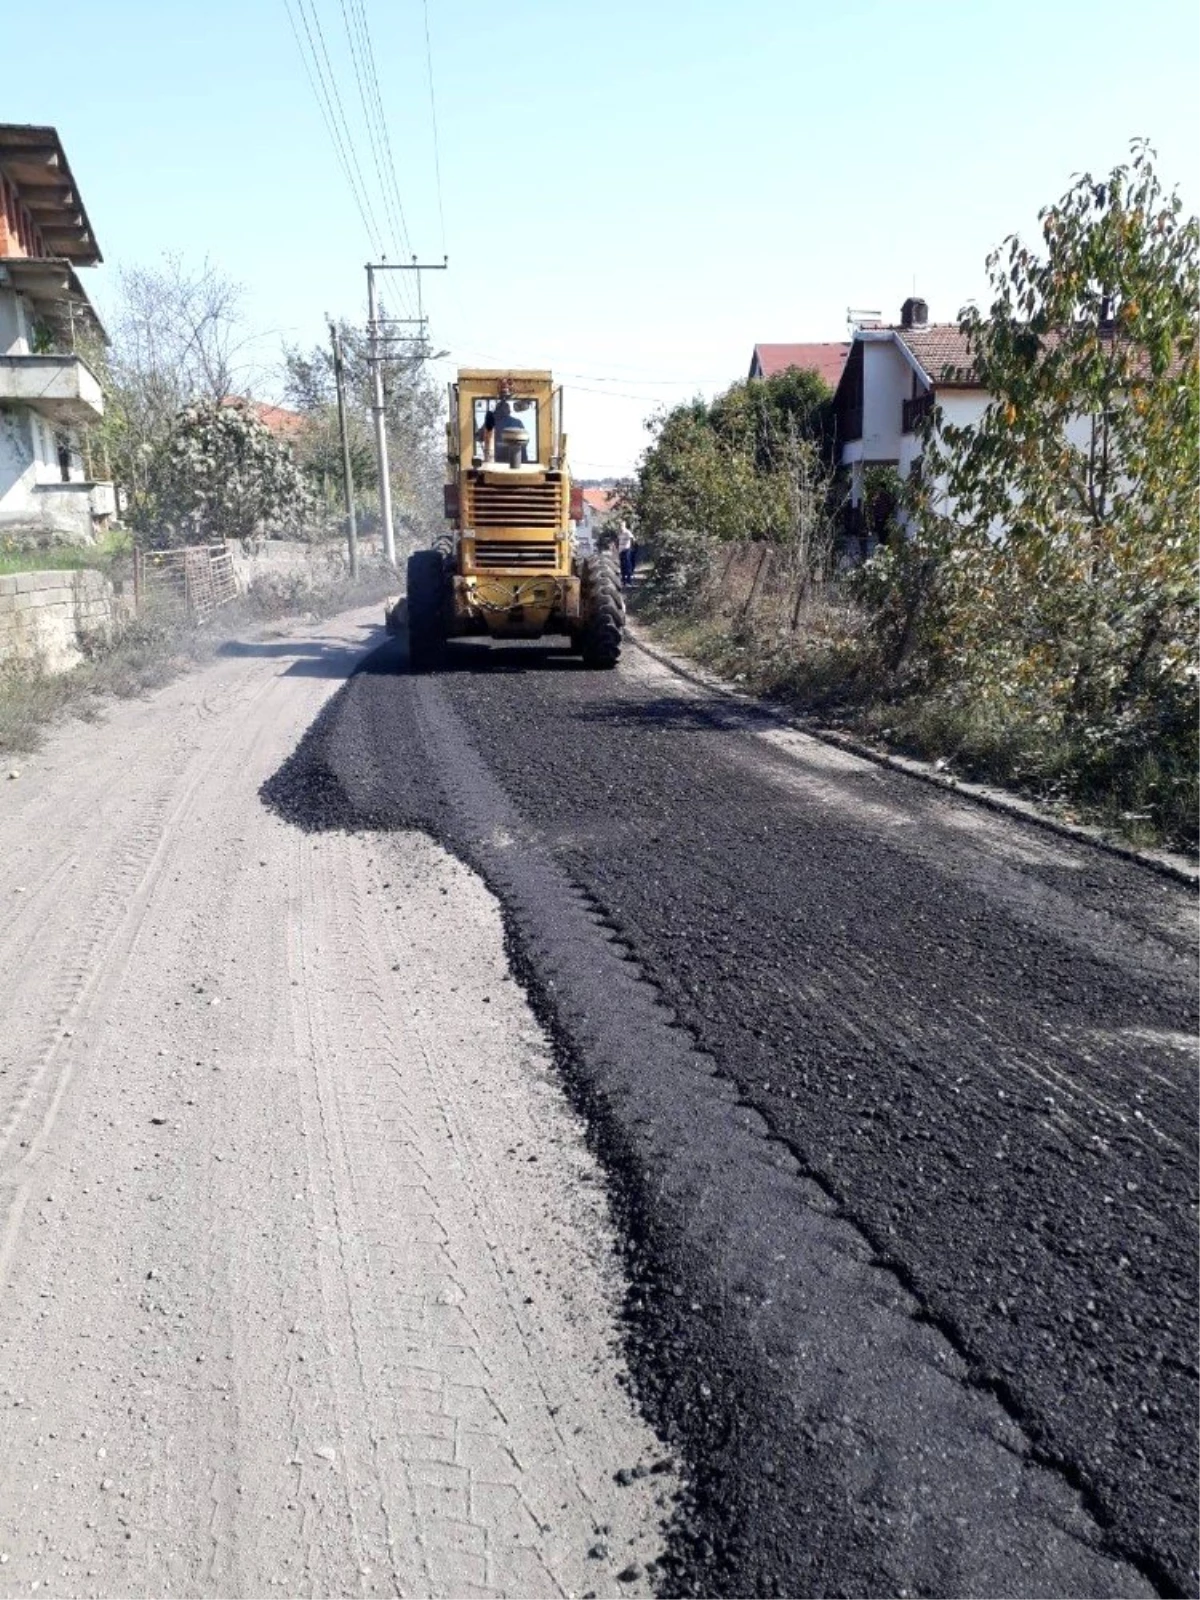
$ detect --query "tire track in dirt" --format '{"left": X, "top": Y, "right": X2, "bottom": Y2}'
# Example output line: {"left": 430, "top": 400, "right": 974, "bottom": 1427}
{"left": 0, "top": 610, "right": 672, "bottom": 1598}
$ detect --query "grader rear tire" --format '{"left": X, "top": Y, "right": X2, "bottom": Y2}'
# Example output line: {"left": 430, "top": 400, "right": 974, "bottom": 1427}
{"left": 406, "top": 548, "right": 447, "bottom": 672}
{"left": 578, "top": 552, "right": 624, "bottom": 669}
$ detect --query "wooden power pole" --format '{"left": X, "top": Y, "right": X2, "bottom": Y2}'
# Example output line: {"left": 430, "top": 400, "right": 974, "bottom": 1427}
{"left": 328, "top": 319, "right": 359, "bottom": 580}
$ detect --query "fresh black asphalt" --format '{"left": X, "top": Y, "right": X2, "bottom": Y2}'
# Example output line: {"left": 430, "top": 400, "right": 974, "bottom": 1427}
{"left": 263, "top": 627, "right": 1198, "bottom": 1598}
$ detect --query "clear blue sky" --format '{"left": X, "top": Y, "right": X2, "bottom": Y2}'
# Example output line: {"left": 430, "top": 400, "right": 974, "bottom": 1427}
{"left": 8, "top": 0, "right": 1199, "bottom": 476}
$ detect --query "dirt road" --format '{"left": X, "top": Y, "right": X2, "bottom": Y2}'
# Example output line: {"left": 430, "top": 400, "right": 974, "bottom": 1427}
{"left": 0, "top": 611, "right": 671, "bottom": 1598}
{"left": 264, "top": 621, "right": 1197, "bottom": 1599}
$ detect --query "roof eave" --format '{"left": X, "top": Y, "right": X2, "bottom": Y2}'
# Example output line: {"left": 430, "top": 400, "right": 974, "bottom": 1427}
{"left": 0, "top": 124, "right": 103, "bottom": 265}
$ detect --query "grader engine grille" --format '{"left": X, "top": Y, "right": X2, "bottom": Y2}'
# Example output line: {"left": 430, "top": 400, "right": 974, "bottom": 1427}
{"left": 472, "top": 481, "right": 560, "bottom": 529}
{"left": 474, "top": 538, "right": 558, "bottom": 569}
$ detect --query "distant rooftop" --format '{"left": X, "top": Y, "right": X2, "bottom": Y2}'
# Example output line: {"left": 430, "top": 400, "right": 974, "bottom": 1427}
{"left": 222, "top": 398, "right": 308, "bottom": 439}
{"left": 748, "top": 342, "right": 851, "bottom": 388}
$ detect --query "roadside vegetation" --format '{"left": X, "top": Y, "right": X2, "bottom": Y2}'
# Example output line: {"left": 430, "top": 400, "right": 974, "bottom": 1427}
{"left": 626, "top": 144, "right": 1198, "bottom": 851}
{"left": 0, "top": 527, "right": 132, "bottom": 577}
{"left": 0, "top": 558, "right": 399, "bottom": 759}
{"left": 69, "top": 255, "right": 443, "bottom": 551}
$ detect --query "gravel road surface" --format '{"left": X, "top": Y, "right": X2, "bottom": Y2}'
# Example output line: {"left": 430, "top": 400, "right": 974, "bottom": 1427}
{"left": 0, "top": 610, "right": 673, "bottom": 1598}
{"left": 263, "top": 620, "right": 1198, "bottom": 1598}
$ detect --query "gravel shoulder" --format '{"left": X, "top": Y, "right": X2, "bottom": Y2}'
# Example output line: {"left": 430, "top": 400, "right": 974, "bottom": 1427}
{"left": 0, "top": 609, "right": 672, "bottom": 1598}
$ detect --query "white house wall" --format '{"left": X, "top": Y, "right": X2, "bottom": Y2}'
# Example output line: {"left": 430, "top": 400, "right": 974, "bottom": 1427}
{"left": 0, "top": 292, "right": 93, "bottom": 540}
{"left": 0, "top": 403, "right": 39, "bottom": 524}
{"left": 860, "top": 341, "right": 908, "bottom": 464}
{"left": 925, "top": 393, "right": 1104, "bottom": 541}
{"left": 0, "top": 286, "right": 27, "bottom": 357}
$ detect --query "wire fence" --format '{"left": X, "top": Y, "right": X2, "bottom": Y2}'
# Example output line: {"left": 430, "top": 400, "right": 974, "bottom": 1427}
{"left": 133, "top": 544, "right": 238, "bottom": 623}
{"left": 706, "top": 540, "right": 833, "bottom": 633}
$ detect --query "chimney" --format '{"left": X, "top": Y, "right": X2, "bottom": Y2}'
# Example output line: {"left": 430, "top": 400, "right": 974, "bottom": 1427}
{"left": 901, "top": 296, "right": 928, "bottom": 329}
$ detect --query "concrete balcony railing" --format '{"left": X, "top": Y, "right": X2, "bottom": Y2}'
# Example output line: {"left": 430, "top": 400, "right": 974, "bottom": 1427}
{"left": 0, "top": 353, "right": 104, "bottom": 422}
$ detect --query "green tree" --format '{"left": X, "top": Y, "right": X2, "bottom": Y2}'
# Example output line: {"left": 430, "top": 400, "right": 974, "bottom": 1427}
{"left": 92, "top": 258, "right": 253, "bottom": 520}
{"left": 627, "top": 367, "right": 838, "bottom": 605}
{"left": 282, "top": 318, "right": 443, "bottom": 537}
{"left": 871, "top": 140, "right": 1198, "bottom": 834}
{"left": 709, "top": 368, "right": 835, "bottom": 470}
{"left": 136, "top": 400, "right": 311, "bottom": 547}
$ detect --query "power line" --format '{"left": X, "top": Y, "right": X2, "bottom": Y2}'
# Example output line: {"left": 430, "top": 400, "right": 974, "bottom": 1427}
{"left": 343, "top": 0, "right": 416, "bottom": 314}
{"left": 431, "top": 350, "right": 724, "bottom": 402}
{"left": 337, "top": 0, "right": 404, "bottom": 258}
{"left": 354, "top": 2, "right": 416, "bottom": 260}
{"left": 301, "top": 0, "right": 387, "bottom": 252}
{"left": 282, "top": 0, "right": 384, "bottom": 256}
{"left": 284, "top": 0, "right": 423, "bottom": 322}
{"left": 421, "top": 0, "right": 448, "bottom": 256}
{"left": 352, "top": 0, "right": 420, "bottom": 319}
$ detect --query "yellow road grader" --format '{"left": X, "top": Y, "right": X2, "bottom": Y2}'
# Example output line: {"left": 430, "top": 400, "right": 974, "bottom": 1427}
{"left": 396, "top": 369, "right": 625, "bottom": 671}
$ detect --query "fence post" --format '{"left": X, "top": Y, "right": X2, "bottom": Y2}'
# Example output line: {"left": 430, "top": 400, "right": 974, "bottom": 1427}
{"left": 744, "top": 544, "right": 773, "bottom": 616}
{"left": 789, "top": 571, "right": 809, "bottom": 632}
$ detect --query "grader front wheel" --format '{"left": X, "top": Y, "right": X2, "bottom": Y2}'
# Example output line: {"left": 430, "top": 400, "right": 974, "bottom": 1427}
{"left": 577, "top": 553, "right": 624, "bottom": 669}
{"left": 406, "top": 549, "right": 447, "bottom": 672}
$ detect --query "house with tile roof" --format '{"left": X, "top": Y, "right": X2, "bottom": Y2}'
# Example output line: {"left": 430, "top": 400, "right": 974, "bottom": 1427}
{"left": 748, "top": 342, "right": 850, "bottom": 390}
{"left": 830, "top": 298, "right": 996, "bottom": 555}
{"left": 575, "top": 484, "right": 617, "bottom": 551}
{"left": 0, "top": 124, "right": 115, "bottom": 544}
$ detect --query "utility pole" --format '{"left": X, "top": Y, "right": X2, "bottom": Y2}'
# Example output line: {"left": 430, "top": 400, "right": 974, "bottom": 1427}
{"left": 365, "top": 256, "right": 448, "bottom": 566}
{"left": 328, "top": 318, "right": 359, "bottom": 580}
{"left": 366, "top": 266, "right": 395, "bottom": 567}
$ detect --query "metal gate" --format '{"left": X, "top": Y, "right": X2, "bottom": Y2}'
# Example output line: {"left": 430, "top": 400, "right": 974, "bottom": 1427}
{"left": 134, "top": 544, "right": 238, "bottom": 622}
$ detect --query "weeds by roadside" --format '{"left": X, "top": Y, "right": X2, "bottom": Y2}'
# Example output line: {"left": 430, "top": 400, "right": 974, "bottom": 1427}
{"left": 0, "top": 560, "right": 398, "bottom": 759}
{"left": 0, "top": 528, "right": 134, "bottom": 578}
{"left": 631, "top": 573, "right": 1199, "bottom": 855}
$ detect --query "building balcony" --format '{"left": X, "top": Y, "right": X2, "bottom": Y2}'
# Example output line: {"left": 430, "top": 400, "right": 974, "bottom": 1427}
{"left": 0, "top": 353, "right": 104, "bottom": 422}
{"left": 0, "top": 479, "right": 116, "bottom": 543}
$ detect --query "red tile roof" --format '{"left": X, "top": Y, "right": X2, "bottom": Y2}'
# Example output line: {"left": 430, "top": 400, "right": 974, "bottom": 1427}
{"left": 222, "top": 398, "right": 307, "bottom": 438}
{"left": 894, "top": 325, "right": 979, "bottom": 387}
{"left": 750, "top": 342, "right": 851, "bottom": 388}
{"left": 581, "top": 487, "right": 615, "bottom": 514}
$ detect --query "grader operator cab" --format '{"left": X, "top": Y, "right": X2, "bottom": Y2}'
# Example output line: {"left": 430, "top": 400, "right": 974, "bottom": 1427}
{"left": 399, "top": 369, "right": 624, "bottom": 671}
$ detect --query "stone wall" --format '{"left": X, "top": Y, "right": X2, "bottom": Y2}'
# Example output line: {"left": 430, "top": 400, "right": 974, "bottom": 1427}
{"left": 0, "top": 568, "right": 123, "bottom": 674}
{"left": 228, "top": 536, "right": 385, "bottom": 594}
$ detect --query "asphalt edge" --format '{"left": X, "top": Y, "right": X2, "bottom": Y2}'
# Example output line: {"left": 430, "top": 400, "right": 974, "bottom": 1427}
{"left": 625, "top": 619, "right": 1199, "bottom": 891}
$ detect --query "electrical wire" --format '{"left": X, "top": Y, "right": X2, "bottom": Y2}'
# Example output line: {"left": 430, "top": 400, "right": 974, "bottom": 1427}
{"left": 354, "top": 1, "right": 416, "bottom": 260}
{"left": 421, "top": 0, "right": 448, "bottom": 257}
{"left": 282, "top": 0, "right": 384, "bottom": 257}
{"left": 337, "top": 0, "right": 405, "bottom": 262}
{"left": 353, "top": 0, "right": 421, "bottom": 320}
{"left": 435, "top": 353, "right": 719, "bottom": 404}
{"left": 301, "top": 0, "right": 388, "bottom": 252}
{"left": 431, "top": 335, "right": 729, "bottom": 394}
